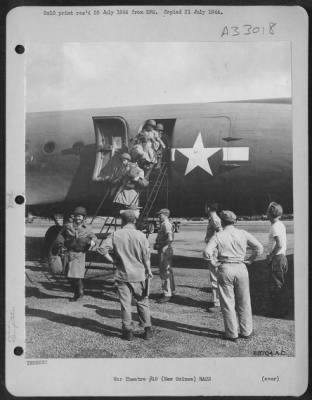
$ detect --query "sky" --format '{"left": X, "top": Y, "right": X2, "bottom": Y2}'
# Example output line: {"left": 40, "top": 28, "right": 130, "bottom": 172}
{"left": 26, "top": 42, "right": 291, "bottom": 112}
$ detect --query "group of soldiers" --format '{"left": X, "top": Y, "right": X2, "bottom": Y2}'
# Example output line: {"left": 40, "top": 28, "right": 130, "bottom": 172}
{"left": 51, "top": 199, "right": 288, "bottom": 343}
{"left": 100, "top": 119, "right": 169, "bottom": 213}
{"left": 130, "top": 119, "right": 168, "bottom": 170}
{"left": 52, "top": 206, "right": 174, "bottom": 341}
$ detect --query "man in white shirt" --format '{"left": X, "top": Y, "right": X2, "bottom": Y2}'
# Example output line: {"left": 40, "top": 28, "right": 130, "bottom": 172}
{"left": 266, "top": 202, "right": 288, "bottom": 317}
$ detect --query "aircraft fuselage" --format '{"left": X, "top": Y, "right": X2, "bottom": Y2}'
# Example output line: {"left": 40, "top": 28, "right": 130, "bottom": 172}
{"left": 26, "top": 101, "right": 292, "bottom": 217}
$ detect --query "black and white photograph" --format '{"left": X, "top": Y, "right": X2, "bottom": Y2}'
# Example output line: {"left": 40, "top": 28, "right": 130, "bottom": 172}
{"left": 5, "top": 5, "right": 308, "bottom": 397}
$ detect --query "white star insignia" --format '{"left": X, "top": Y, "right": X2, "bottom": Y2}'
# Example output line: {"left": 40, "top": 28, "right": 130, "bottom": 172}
{"left": 177, "top": 133, "right": 220, "bottom": 176}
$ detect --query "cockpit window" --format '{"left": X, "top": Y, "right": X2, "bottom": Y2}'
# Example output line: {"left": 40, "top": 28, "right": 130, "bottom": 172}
{"left": 43, "top": 141, "right": 56, "bottom": 154}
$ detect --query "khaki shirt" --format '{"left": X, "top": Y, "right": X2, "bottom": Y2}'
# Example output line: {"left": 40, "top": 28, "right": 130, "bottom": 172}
{"left": 103, "top": 224, "right": 150, "bottom": 282}
{"left": 204, "top": 225, "right": 263, "bottom": 264}
{"left": 155, "top": 219, "right": 173, "bottom": 249}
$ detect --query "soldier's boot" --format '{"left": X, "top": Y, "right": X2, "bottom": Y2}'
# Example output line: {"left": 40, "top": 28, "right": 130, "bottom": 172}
{"left": 143, "top": 327, "right": 153, "bottom": 340}
{"left": 122, "top": 330, "right": 134, "bottom": 341}
{"left": 77, "top": 279, "right": 84, "bottom": 299}
{"left": 212, "top": 289, "right": 220, "bottom": 307}
{"left": 70, "top": 279, "right": 79, "bottom": 300}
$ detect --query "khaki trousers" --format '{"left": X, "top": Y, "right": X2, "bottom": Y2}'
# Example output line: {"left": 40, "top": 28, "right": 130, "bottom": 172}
{"left": 117, "top": 281, "right": 152, "bottom": 332}
{"left": 159, "top": 246, "right": 175, "bottom": 297}
{"left": 269, "top": 254, "right": 288, "bottom": 317}
{"left": 208, "top": 263, "right": 219, "bottom": 304}
{"left": 217, "top": 263, "right": 252, "bottom": 338}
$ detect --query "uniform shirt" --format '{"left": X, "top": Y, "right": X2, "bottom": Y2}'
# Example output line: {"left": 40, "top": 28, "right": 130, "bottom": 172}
{"left": 204, "top": 225, "right": 263, "bottom": 263}
{"left": 155, "top": 219, "right": 173, "bottom": 249}
{"left": 55, "top": 222, "right": 96, "bottom": 252}
{"left": 137, "top": 129, "right": 156, "bottom": 143}
{"left": 103, "top": 224, "right": 150, "bottom": 282}
{"left": 268, "top": 220, "right": 287, "bottom": 255}
{"left": 205, "top": 212, "right": 222, "bottom": 243}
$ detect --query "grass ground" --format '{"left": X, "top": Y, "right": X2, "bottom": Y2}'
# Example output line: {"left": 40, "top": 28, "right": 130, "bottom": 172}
{"left": 25, "top": 221, "right": 295, "bottom": 358}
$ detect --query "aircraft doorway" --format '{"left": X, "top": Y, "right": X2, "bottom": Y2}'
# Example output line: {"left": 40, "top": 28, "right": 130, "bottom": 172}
{"left": 92, "top": 117, "right": 128, "bottom": 181}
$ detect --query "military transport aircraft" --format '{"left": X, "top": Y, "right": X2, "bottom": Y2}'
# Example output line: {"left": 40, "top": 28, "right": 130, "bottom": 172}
{"left": 26, "top": 99, "right": 292, "bottom": 222}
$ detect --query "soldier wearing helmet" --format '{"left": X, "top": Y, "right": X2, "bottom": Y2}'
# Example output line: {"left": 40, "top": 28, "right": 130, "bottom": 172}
{"left": 111, "top": 153, "right": 145, "bottom": 212}
{"left": 53, "top": 206, "right": 97, "bottom": 301}
{"left": 131, "top": 119, "right": 158, "bottom": 168}
{"left": 154, "top": 123, "right": 167, "bottom": 168}
{"left": 120, "top": 152, "right": 132, "bottom": 162}
{"left": 144, "top": 119, "right": 157, "bottom": 130}
{"left": 156, "top": 123, "right": 169, "bottom": 147}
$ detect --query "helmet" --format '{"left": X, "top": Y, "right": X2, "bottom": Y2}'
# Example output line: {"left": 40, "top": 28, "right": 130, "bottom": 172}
{"left": 120, "top": 153, "right": 131, "bottom": 161}
{"left": 156, "top": 123, "right": 164, "bottom": 131}
{"left": 73, "top": 206, "right": 87, "bottom": 216}
{"left": 145, "top": 119, "right": 156, "bottom": 128}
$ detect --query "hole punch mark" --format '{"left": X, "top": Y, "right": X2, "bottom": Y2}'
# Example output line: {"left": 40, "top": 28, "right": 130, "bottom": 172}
{"left": 14, "top": 346, "right": 24, "bottom": 356}
{"left": 15, "top": 45, "right": 25, "bottom": 54}
{"left": 43, "top": 141, "right": 56, "bottom": 154}
{"left": 15, "top": 195, "right": 25, "bottom": 205}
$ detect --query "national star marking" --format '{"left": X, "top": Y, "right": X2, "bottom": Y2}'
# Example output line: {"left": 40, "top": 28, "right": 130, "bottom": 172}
{"left": 177, "top": 132, "right": 220, "bottom": 176}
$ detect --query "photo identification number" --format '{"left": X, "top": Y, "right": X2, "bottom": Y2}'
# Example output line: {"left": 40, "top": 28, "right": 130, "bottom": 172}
{"left": 221, "top": 23, "right": 277, "bottom": 37}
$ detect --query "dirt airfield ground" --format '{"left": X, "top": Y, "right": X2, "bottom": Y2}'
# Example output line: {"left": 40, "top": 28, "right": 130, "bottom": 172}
{"left": 25, "top": 220, "right": 295, "bottom": 358}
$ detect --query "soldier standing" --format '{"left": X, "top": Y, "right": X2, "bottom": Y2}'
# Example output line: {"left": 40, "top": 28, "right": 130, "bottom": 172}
{"left": 53, "top": 206, "right": 97, "bottom": 301}
{"left": 203, "top": 210, "right": 263, "bottom": 341}
{"left": 266, "top": 202, "right": 288, "bottom": 317}
{"left": 134, "top": 119, "right": 158, "bottom": 165}
{"left": 154, "top": 208, "right": 175, "bottom": 303}
{"left": 112, "top": 153, "right": 143, "bottom": 212}
{"left": 154, "top": 123, "right": 167, "bottom": 168}
{"left": 204, "top": 201, "right": 222, "bottom": 308}
{"left": 100, "top": 210, "right": 153, "bottom": 341}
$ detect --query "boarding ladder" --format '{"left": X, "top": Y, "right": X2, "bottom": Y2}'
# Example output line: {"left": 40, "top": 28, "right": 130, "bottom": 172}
{"left": 90, "top": 160, "right": 168, "bottom": 242}
{"left": 137, "top": 162, "right": 168, "bottom": 237}
{"left": 85, "top": 162, "right": 168, "bottom": 277}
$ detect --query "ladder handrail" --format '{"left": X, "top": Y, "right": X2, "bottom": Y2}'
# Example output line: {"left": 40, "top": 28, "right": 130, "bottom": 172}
{"left": 137, "top": 163, "right": 168, "bottom": 227}
{"left": 90, "top": 165, "right": 124, "bottom": 224}
{"left": 86, "top": 162, "right": 167, "bottom": 276}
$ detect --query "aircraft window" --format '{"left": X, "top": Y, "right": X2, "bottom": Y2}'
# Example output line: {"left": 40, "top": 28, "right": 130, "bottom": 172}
{"left": 43, "top": 141, "right": 56, "bottom": 154}
{"left": 72, "top": 141, "right": 85, "bottom": 154}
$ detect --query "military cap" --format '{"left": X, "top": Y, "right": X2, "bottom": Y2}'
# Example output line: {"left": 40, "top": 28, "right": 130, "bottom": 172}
{"left": 266, "top": 202, "right": 283, "bottom": 218}
{"left": 120, "top": 209, "right": 137, "bottom": 223}
{"left": 120, "top": 153, "right": 131, "bottom": 161}
{"left": 156, "top": 123, "right": 164, "bottom": 131}
{"left": 157, "top": 208, "right": 170, "bottom": 217}
{"left": 220, "top": 210, "right": 237, "bottom": 223}
{"left": 73, "top": 206, "right": 87, "bottom": 216}
{"left": 145, "top": 119, "right": 157, "bottom": 128}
